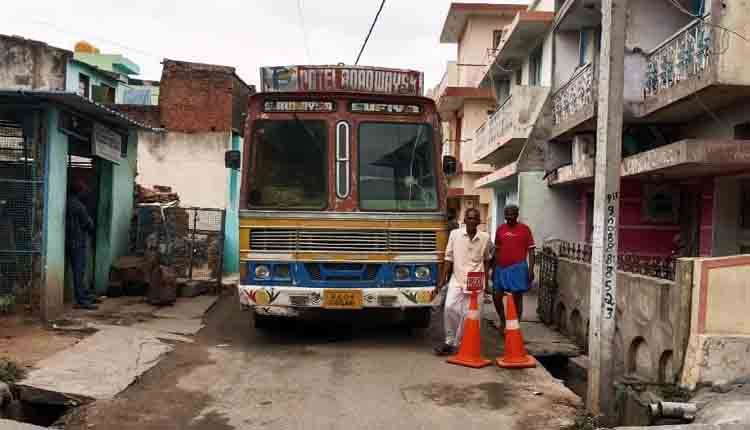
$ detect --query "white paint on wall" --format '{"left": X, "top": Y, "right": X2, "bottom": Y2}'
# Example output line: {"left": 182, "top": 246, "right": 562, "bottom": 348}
{"left": 137, "top": 131, "right": 232, "bottom": 209}
{"left": 518, "top": 171, "right": 579, "bottom": 245}
{"left": 461, "top": 99, "right": 496, "bottom": 173}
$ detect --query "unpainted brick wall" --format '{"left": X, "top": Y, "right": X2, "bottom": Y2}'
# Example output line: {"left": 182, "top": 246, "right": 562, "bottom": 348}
{"left": 109, "top": 105, "right": 161, "bottom": 129}
{"left": 158, "top": 60, "right": 235, "bottom": 133}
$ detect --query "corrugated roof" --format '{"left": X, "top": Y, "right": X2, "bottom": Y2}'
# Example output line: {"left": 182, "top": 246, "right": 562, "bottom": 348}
{"left": 0, "top": 90, "right": 158, "bottom": 131}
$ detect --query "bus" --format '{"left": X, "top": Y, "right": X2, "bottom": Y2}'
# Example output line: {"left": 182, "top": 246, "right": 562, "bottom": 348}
{"left": 230, "top": 65, "right": 454, "bottom": 328}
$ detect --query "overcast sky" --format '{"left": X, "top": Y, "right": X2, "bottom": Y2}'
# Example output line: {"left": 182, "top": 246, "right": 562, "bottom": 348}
{"left": 2, "top": 0, "right": 527, "bottom": 91}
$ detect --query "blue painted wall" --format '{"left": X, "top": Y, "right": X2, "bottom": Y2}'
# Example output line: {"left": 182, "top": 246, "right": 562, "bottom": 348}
{"left": 93, "top": 131, "right": 138, "bottom": 294}
{"left": 223, "top": 133, "right": 242, "bottom": 275}
{"left": 42, "top": 109, "right": 68, "bottom": 319}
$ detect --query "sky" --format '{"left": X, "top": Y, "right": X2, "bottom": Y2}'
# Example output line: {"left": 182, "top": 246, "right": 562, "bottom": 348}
{"left": 1, "top": 0, "right": 527, "bottom": 91}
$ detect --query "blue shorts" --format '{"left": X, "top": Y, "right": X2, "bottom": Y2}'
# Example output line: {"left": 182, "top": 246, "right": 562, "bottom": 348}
{"left": 492, "top": 261, "right": 530, "bottom": 294}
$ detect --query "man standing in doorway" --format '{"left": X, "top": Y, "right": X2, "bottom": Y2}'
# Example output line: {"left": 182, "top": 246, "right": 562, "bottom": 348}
{"left": 492, "top": 204, "right": 535, "bottom": 331}
{"left": 434, "top": 208, "right": 493, "bottom": 355}
{"left": 66, "top": 181, "right": 97, "bottom": 310}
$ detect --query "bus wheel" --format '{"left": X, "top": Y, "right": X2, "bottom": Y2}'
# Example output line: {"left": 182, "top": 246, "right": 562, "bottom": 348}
{"left": 405, "top": 308, "right": 431, "bottom": 329}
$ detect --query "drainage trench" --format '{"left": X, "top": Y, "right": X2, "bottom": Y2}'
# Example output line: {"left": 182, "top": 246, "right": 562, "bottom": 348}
{"left": 536, "top": 355, "right": 588, "bottom": 404}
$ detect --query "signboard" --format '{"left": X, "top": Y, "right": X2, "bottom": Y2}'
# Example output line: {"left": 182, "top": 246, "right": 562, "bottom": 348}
{"left": 92, "top": 122, "right": 123, "bottom": 164}
{"left": 260, "top": 65, "right": 424, "bottom": 96}
{"left": 350, "top": 102, "right": 421, "bottom": 114}
{"left": 466, "top": 272, "right": 485, "bottom": 292}
{"left": 263, "top": 100, "right": 335, "bottom": 113}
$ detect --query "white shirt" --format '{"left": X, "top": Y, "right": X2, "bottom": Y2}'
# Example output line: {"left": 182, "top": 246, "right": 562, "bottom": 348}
{"left": 445, "top": 227, "right": 493, "bottom": 292}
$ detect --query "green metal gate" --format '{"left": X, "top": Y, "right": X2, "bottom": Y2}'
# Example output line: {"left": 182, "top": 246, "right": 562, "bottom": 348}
{"left": 0, "top": 118, "right": 43, "bottom": 309}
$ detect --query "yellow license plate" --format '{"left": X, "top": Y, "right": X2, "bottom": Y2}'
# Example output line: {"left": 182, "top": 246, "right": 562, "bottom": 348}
{"left": 323, "top": 289, "right": 364, "bottom": 309}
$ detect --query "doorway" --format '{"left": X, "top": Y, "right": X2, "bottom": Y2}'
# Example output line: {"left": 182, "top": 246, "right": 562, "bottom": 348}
{"left": 64, "top": 137, "right": 101, "bottom": 302}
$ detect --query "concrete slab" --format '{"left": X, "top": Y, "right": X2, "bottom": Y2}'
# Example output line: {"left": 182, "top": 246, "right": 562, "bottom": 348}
{"left": 90, "top": 324, "right": 195, "bottom": 344}
{"left": 152, "top": 296, "right": 218, "bottom": 320}
{"left": 0, "top": 419, "right": 48, "bottom": 429}
{"left": 17, "top": 326, "right": 173, "bottom": 405}
{"left": 480, "top": 294, "right": 580, "bottom": 357}
{"left": 131, "top": 318, "right": 205, "bottom": 336}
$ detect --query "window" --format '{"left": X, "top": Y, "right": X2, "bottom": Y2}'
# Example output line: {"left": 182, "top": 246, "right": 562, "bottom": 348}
{"left": 358, "top": 123, "right": 437, "bottom": 211}
{"left": 92, "top": 84, "right": 115, "bottom": 104}
{"left": 78, "top": 74, "right": 90, "bottom": 99}
{"left": 335, "top": 121, "right": 350, "bottom": 199}
{"left": 530, "top": 46, "right": 543, "bottom": 86}
{"left": 493, "top": 30, "right": 505, "bottom": 49}
{"left": 247, "top": 120, "right": 327, "bottom": 209}
{"left": 579, "top": 30, "right": 589, "bottom": 66}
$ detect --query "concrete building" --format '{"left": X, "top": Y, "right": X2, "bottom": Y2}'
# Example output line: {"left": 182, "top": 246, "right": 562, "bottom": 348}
{"left": 113, "top": 59, "right": 255, "bottom": 275}
{"left": 431, "top": 2, "right": 527, "bottom": 230}
{"left": 431, "top": 0, "right": 750, "bottom": 414}
{"left": 0, "top": 35, "right": 149, "bottom": 321}
{"left": 521, "top": 0, "right": 750, "bottom": 411}
{"left": 471, "top": 0, "right": 581, "bottom": 243}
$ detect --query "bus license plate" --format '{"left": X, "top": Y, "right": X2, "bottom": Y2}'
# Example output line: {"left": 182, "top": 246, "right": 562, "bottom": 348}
{"left": 323, "top": 290, "right": 363, "bottom": 309}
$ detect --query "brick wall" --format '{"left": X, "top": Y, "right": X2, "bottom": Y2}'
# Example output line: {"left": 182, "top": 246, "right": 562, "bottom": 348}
{"left": 109, "top": 104, "right": 161, "bottom": 129}
{"left": 158, "top": 59, "right": 236, "bottom": 133}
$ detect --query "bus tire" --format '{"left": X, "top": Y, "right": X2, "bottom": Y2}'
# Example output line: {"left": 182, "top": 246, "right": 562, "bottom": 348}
{"left": 405, "top": 308, "right": 431, "bottom": 329}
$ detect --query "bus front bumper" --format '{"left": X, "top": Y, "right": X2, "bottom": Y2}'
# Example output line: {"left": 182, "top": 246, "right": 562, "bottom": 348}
{"left": 237, "top": 284, "right": 439, "bottom": 313}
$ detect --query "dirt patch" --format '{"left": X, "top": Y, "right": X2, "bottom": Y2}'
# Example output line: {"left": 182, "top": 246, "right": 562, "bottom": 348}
{"left": 407, "top": 382, "right": 510, "bottom": 410}
{"left": 0, "top": 314, "right": 81, "bottom": 370}
{"left": 61, "top": 343, "right": 232, "bottom": 430}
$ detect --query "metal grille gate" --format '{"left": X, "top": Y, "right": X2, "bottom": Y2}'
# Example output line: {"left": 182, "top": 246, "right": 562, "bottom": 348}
{"left": 165, "top": 207, "right": 226, "bottom": 287}
{"left": 0, "top": 119, "right": 43, "bottom": 307}
{"left": 535, "top": 246, "right": 559, "bottom": 325}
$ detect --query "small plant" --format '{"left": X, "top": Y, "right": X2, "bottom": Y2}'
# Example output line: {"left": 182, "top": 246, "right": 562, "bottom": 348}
{"left": 0, "top": 294, "right": 15, "bottom": 314}
{"left": 0, "top": 359, "right": 26, "bottom": 384}
{"left": 564, "top": 411, "right": 598, "bottom": 430}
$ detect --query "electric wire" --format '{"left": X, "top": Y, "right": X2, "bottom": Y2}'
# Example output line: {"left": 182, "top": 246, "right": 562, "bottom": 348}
{"left": 355, "top": 0, "right": 386, "bottom": 65}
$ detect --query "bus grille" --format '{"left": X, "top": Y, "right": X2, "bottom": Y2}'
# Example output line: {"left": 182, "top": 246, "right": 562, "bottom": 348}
{"left": 250, "top": 229, "right": 437, "bottom": 253}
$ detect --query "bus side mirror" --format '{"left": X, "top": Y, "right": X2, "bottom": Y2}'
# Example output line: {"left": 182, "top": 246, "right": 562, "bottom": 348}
{"left": 442, "top": 155, "right": 457, "bottom": 176}
{"left": 225, "top": 150, "right": 241, "bottom": 170}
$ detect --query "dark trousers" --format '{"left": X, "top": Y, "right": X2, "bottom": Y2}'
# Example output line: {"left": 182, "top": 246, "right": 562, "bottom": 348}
{"left": 67, "top": 245, "right": 92, "bottom": 305}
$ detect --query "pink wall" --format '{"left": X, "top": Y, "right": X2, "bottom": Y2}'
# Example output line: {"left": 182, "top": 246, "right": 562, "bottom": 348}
{"left": 578, "top": 180, "right": 714, "bottom": 257}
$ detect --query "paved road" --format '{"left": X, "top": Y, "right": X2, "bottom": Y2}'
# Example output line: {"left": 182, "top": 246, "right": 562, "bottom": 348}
{"left": 64, "top": 293, "right": 581, "bottom": 430}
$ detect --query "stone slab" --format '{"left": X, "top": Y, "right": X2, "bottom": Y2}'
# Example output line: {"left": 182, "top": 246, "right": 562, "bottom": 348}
{"left": 17, "top": 326, "right": 173, "bottom": 405}
{"left": 152, "top": 296, "right": 218, "bottom": 320}
{"left": 0, "top": 419, "right": 48, "bottom": 430}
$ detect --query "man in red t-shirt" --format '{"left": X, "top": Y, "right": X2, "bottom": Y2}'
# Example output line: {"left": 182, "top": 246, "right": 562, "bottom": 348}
{"left": 492, "top": 204, "right": 535, "bottom": 330}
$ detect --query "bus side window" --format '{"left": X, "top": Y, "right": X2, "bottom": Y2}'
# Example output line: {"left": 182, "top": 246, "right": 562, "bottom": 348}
{"left": 336, "top": 121, "right": 350, "bottom": 199}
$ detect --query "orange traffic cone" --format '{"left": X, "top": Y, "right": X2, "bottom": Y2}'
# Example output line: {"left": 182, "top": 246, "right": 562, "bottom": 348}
{"left": 447, "top": 290, "right": 491, "bottom": 368}
{"left": 496, "top": 293, "right": 536, "bottom": 369}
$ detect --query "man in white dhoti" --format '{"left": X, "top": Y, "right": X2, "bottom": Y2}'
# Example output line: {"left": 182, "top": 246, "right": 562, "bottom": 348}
{"left": 434, "top": 208, "right": 493, "bottom": 356}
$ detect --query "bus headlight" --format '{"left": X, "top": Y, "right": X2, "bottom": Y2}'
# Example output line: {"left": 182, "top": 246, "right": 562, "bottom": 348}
{"left": 254, "top": 265, "right": 271, "bottom": 280}
{"left": 394, "top": 266, "right": 410, "bottom": 281}
{"left": 414, "top": 266, "right": 431, "bottom": 280}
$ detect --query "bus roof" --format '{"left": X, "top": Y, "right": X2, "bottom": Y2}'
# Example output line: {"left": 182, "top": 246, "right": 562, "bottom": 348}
{"left": 260, "top": 65, "right": 424, "bottom": 97}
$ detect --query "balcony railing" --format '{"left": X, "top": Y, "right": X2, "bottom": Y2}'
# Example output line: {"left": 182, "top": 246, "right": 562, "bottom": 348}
{"left": 643, "top": 19, "right": 712, "bottom": 99}
{"left": 474, "top": 95, "right": 513, "bottom": 159}
{"left": 557, "top": 241, "right": 676, "bottom": 281}
{"left": 551, "top": 62, "right": 596, "bottom": 127}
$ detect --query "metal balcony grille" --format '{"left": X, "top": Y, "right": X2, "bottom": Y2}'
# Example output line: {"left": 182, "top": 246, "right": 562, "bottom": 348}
{"left": 250, "top": 229, "right": 437, "bottom": 253}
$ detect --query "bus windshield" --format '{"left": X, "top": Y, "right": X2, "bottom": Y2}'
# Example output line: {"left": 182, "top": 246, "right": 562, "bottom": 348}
{"left": 248, "top": 119, "right": 327, "bottom": 209}
{"left": 358, "top": 123, "right": 437, "bottom": 211}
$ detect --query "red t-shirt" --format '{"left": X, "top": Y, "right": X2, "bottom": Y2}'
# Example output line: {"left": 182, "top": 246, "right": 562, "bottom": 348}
{"left": 495, "top": 223, "right": 535, "bottom": 268}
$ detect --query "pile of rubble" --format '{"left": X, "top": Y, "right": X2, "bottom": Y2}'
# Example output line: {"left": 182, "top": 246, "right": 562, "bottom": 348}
{"left": 115, "top": 184, "right": 222, "bottom": 306}
{"left": 135, "top": 184, "right": 179, "bottom": 204}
